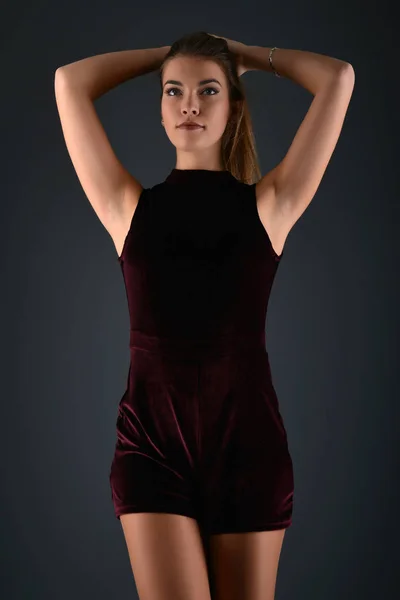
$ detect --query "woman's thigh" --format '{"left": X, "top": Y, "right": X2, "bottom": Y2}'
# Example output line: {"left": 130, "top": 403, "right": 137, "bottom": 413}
{"left": 208, "top": 529, "right": 286, "bottom": 600}
{"left": 120, "top": 512, "right": 212, "bottom": 600}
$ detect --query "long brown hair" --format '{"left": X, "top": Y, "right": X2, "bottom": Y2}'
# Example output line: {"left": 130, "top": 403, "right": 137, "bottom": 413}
{"left": 158, "top": 31, "right": 261, "bottom": 185}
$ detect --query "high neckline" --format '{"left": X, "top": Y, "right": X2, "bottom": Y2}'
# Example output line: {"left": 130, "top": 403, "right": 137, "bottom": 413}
{"left": 165, "top": 168, "right": 237, "bottom": 185}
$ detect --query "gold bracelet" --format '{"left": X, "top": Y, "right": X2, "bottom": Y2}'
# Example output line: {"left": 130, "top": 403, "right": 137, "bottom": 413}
{"left": 269, "top": 47, "right": 281, "bottom": 78}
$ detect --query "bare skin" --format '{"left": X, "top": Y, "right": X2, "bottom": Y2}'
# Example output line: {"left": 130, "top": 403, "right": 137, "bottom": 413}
{"left": 119, "top": 513, "right": 212, "bottom": 600}
{"left": 208, "top": 528, "right": 286, "bottom": 600}
{"left": 120, "top": 512, "right": 286, "bottom": 600}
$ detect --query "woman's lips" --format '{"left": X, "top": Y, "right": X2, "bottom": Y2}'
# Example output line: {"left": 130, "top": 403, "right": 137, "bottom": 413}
{"left": 178, "top": 124, "right": 205, "bottom": 130}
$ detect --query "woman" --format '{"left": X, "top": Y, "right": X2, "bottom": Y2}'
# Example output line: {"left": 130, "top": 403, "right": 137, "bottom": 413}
{"left": 55, "top": 32, "right": 354, "bottom": 600}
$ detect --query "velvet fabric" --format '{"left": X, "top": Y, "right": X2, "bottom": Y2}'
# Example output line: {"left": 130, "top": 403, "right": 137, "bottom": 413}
{"left": 109, "top": 168, "right": 294, "bottom": 533}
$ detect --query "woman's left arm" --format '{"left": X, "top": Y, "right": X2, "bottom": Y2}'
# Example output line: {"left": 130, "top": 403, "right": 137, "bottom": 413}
{"left": 244, "top": 46, "right": 355, "bottom": 228}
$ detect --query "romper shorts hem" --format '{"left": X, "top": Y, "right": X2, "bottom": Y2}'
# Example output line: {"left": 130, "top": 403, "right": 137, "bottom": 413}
{"left": 113, "top": 503, "right": 293, "bottom": 533}
{"left": 206, "top": 519, "right": 293, "bottom": 534}
{"left": 114, "top": 505, "right": 198, "bottom": 523}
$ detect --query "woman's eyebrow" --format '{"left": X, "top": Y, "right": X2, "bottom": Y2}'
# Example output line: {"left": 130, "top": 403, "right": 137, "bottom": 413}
{"left": 163, "top": 78, "right": 222, "bottom": 87}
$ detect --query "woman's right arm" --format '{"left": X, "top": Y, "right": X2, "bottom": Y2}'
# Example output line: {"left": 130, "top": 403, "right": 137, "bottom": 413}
{"left": 54, "top": 46, "right": 170, "bottom": 257}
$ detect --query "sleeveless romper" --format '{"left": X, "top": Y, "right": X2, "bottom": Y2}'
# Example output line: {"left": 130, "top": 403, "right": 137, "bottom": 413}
{"left": 109, "top": 168, "right": 294, "bottom": 533}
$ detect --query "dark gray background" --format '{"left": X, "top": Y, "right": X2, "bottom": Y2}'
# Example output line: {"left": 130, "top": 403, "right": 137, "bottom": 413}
{"left": 1, "top": 1, "right": 398, "bottom": 598}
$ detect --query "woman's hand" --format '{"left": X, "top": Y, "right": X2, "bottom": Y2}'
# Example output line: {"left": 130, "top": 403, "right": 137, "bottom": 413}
{"left": 207, "top": 33, "right": 248, "bottom": 76}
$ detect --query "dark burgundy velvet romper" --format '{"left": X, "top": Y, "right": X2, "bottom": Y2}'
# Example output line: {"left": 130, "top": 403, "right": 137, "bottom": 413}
{"left": 109, "top": 168, "right": 294, "bottom": 533}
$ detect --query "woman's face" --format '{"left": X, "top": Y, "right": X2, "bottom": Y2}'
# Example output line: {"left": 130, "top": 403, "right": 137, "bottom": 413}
{"left": 161, "top": 56, "right": 231, "bottom": 156}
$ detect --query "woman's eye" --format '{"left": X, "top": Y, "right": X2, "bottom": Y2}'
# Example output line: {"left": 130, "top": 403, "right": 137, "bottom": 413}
{"left": 165, "top": 87, "right": 218, "bottom": 96}
{"left": 202, "top": 87, "right": 218, "bottom": 95}
{"left": 165, "top": 88, "right": 180, "bottom": 96}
